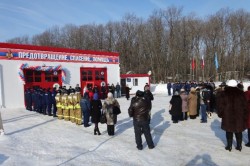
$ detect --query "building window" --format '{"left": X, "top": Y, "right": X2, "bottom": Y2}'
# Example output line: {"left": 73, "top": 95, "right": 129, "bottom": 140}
{"left": 45, "top": 70, "right": 59, "bottom": 82}
{"left": 81, "top": 70, "right": 93, "bottom": 81}
{"left": 88, "top": 75, "right": 93, "bottom": 81}
{"left": 95, "top": 71, "right": 100, "bottom": 80}
{"left": 82, "top": 76, "right": 87, "bottom": 81}
{"left": 45, "top": 71, "right": 52, "bottom": 82}
{"left": 25, "top": 70, "right": 34, "bottom": 82}
{"left": 133, "top": 78, "right": 138, "bottom": 86}
{"left": 26, "top": 77, "right": 33, "bottom": 82}
{"left": 26, "top": 70, "right": 33, "bottom": 76}
{"left": 24, "top": 70, "right": 42, "bottom": 83}
{"left": 24, "top": 68, "right": 60, "bottom": 83}
{"left": 100, "top": 71, "right": 105, "bottom": 80}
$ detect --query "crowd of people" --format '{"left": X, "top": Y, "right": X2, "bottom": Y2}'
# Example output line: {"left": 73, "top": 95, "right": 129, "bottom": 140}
{"left": 22, "top": 82, "right": 153, "bottom": 150}
{"left": 168, "top": 79, "right": 250, "bottom": 152}
{"left": 1, "top": 79, "right": 250, "bottom": 152}
{"left": 169, "top": 81, "right": 216, "bottom": 123}
{"left": 22, "top": 83, "right": 122, "bottom": 136}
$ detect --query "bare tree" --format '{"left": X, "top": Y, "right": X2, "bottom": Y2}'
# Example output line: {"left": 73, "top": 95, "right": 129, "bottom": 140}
{"left": 6, "top": 7, "right": 250, "bottom": 82}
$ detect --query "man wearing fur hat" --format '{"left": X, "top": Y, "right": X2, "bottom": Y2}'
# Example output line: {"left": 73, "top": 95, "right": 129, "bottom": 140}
{"left": 216, "top": 79, "right": 248, "bottom": 152}
{"left": 128, "top": 90, "right": 154, "bottom": 150}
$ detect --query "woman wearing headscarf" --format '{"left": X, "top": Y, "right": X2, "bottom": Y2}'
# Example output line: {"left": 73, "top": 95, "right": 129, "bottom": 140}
{"left": 80, "top": 92, "right": 91, "bottom": 127}
{"left": 102, "top": 92, "right": 120, "bottom": 136}
{"left": 180, "top": 89, "right": 188, "bottom": 120}
{"left": 90, "top": 93, "right": 102, "bottom": 135}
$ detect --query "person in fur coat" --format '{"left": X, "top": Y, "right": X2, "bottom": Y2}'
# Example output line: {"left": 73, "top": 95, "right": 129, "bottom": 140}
{"left": 245, "top": 86, "right": 250, "bottom": 147}
{"left": 102, "top": 92, "right": 120, "bottom": 136}
{"left": 188, "top": 87, "right": 198, "bottom": 119}
{"left": 217, "top": 80, "right": 248, "bottom": 152}
{"left": 180, "top": 89, "right": 188, "bottom": 120}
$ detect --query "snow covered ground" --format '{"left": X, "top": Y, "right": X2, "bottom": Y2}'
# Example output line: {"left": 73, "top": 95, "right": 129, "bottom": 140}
{"left": 1, "top": 84, "right": 250, "bottom": 166}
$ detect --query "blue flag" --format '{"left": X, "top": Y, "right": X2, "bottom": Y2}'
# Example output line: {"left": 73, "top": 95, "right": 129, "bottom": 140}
{"left": 214, "top": 53, "right": 219, "bottom": 70}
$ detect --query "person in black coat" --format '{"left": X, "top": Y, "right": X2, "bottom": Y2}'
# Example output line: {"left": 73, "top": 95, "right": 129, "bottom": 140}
{"left": 169, "top": 91, "right": 182, "bottom": 123}
{"left": 195, "top": 88, "right": 201, "bottom": 117}
{"left": 144, "top": 85, "right": 154, "bottom": 122}
{"left": 125, "top": 84, "right": 131, "bottom": 100}
{"left": 144, "top": 85, "right": 154, "bottom": 109}
{"left": 90, "top": 93, "right": 102, "bottom": 135}
{"left": 75, "top": 84, "right": 81, "bottom": 93}
{"left": 101, "top": 84, "right": 107, "bottom": 100}
{"left": 128, "top": 90, "right": 154, "bottom": 150}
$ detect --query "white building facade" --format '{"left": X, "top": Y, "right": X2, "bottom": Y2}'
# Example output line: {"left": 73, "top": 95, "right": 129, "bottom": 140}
{"left": 120, "top": 74, "right": 150, "bottom": 95}
{"left": 0, "top": 43, "right": 120, "bottom": 108}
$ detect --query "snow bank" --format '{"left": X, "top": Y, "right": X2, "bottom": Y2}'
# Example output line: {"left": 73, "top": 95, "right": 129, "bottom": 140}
{"left": 151, "top": 81, "right": 250, "bottom": 94}
{"left": 151, "top": 84, "right": 167, "bottom": 94}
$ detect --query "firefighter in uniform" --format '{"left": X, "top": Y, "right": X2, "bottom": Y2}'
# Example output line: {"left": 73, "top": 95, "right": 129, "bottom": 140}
{"left": 55, "top": 92, "right": 63, "bottom": 119}
{"left": 33, "top": 88, "right": 39, "bottom": 112}
{"left": 51, "top": 88, "right": 57, "bottom": 117}
{"left": 68, "top": 92, "right": 75, "bottom": 123}
{"left": 24, "top": 88, "right": 32, "bottom": 111}
{"left": 74, "top": 92, "right": 82, "bottom": 125}
{"left": 62, "top": 92, "right": 70, "bottom": 121}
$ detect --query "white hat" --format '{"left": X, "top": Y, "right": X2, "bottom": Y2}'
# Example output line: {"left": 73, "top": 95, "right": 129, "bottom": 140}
{"left": 174, "top": 91, "right": 179, "bottom": 95}
{"left": 107, "top": 92, "right": 113, "bottom": 98}
{"left": 227, "top": 79, "right": 237, "bottom": 87}
{"left": 180, "top": 89, "right": 185, "bottom": 92}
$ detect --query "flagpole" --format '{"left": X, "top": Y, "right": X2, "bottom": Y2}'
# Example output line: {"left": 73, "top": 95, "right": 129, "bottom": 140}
{"left": 192, "top": 64, "right": 194, "bottom": 81}
{"left": 202, "top": 55, "right": 205, "bottom": 81}
{"left": 190, "top": 58, "right": 192, "bottom": 81}
{"left": 192, "top": 57, "right": 195, "bottom": 81}
{"left": 214, "top": 52, "right": 219, "bottom": 81}
{"left": 202, "top": 68, "right": 204, "bottom": 81}
{"left": 215, "top": 53, "right": 217, "bottom": 81}
{"left": 195, "top": 56, "right": 197, "bottom": 81}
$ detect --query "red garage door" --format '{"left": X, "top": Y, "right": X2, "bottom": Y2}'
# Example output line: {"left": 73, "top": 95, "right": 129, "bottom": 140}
{"left": 80, "top": 67, "right": 107, "bottom": 93}
{"left": 23, "top": 69, "right": 62, "bottom": 90}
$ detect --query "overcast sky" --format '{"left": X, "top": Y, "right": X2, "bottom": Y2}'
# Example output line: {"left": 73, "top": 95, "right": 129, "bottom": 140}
{"left": 1, "top": 0, "right": 250, "bottom": 42}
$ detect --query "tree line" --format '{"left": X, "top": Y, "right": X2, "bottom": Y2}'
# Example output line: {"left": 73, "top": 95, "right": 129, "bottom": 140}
{"left": 7, "top": 7, "right": 250, "bottom": 83}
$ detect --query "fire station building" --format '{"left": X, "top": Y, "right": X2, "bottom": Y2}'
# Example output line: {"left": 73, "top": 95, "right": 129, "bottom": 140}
{"left": 0, "top": 43, "right": 120, "bottom": 108}
{"left": 120, "top": 74, "right": 150, "bottom": 95}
